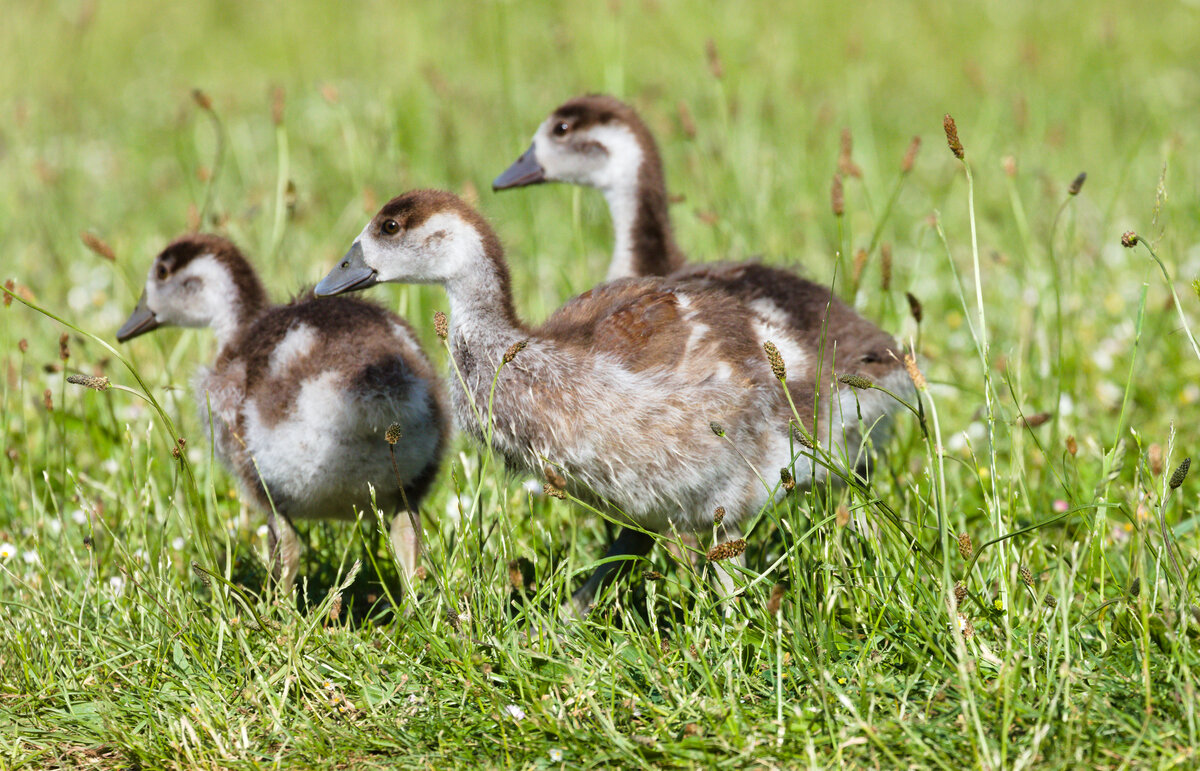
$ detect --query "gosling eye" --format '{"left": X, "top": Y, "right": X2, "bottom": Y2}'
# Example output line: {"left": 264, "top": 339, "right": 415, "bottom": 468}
{"left": 381, "top": 219, "right": 400, "bottom": 236}
{"left": 552, "top": 121, "right": 570, "bottom": 138}
{"left": 155, "top": 264, "right": 169, "bottom": 281}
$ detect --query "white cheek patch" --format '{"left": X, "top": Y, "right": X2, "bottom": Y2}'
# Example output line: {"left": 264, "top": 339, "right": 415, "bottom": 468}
{"left": 268, "top": 323, "right": 317, "bottom": 376}
{"left": 153, "top": 254, "right": 242, "bottom": 341}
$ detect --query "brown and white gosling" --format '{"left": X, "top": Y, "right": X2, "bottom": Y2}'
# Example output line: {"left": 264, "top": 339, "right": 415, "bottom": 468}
{"left": 118, "top": 234, "right": 447, "bottom": 591}
{"left": 493, "top": 94, "right": 908, "bottom": 410}
{"left": 314, "top": 190, "right": 904, "bottom": 615}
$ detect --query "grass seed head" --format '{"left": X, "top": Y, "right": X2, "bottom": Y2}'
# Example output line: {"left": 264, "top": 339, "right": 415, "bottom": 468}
{"left": 1068, "top": 171, "right": 1087, "bottom": 196}
{"left": 943, "top": 114, "right": 965, "bottom": 159}
{"left": 901, "top": 136, "right": 921, "bottom": 174}
{"left": 1002, "top": 155, "right": 1018, "bottom": 177}
{"left": 830, "top": 174, "right": 845, "bottom": 217}
{"left": 706, "top": 539, "right": 746, "bottom": 562}
{"left": 1149, "top": 444, "right": 1163, "bottom": 476}
{"left": 2, "top": 280, "right": 14, "bottom": 307}
{"left": 503, "top": 339, "right": 528, "bottom": 364}
{"left": 710, "top": 421, "right": 725, "bottom": 438}
{"left": 838, "top": 374, "right": 873, "bottom": 390}
{"left": 852, "top": 248, "right": 868, "bottom": 284}
{"left": 80, "top": 231, "right": 116, "bottom": 261}
{"left": 542, "top": 483, "right": 566, "bottom": 500}
{"left": 791, "top": 424, "right": 814, "bottom": 448}
{"left": 880, "top": 243, "right": 892, "bottom": 290}
{"left": 433, "top": 310, "right": 448, "bottom": 340}
{"left": 1020, "top": 566, "right": 1034, "bottom": 588}
{"left": 43, "top": 389, "right": 53, "bottom": 412}
{"left": 1128, "top": 577, "right": 1140, "bottom": 598}
{"left": 67, "top": 374, "right": 110, "bottom": 392}
{"left": 713, "top": 506, "right": 726, "bottom": 526}
{"left": 838, "top": 128, "right": 863, "bottom": 178}
{"left": 780, "top": 467, "right": 795, "bottom": 492}
{"left": 762, "top": 341, "right": 786, "bottom": 381}
{"left": 1044, "top": 594, "right": 1058, "bottom": 609}
{"left": 644, "top": 570, "right": 663, "bottom": 581}
{"left": 1021, "top": 412, "right": 1050, "bottom": 428}
{"left": 191, "top": 88, "right": 213, "bottom": 111}
{"left": 903, "top": 353, "right": 927, "bottom": 392}
{"left": 18, "top": 339, "right": 27, "bottom": 353}
{"left": 957, "top": 532, "right": 973, "bottom": 560}
{"left": 677, "top": 100, "right": 697, "bottom": 139}
{"left": 271, "top": 86, "right": 285, "bottom": 125}
{"left": 954, "top": 581, "right": 967, "bottom": 607}
{"left": 59, "top": 333, "right": 70, "bottom": 362}
{"left": 1066, "top": 434, "right": 1078, "bottom": 456}
{"left": 767, "top": 582, "right": 786, "bottom": 615}
{"left": 905, "top": 291, "right": 923, "bottom": 323}
{"left": 705, "top": 38, "right": 723, "bottom": 79}
{"left": 385, "top": 423, "right": 403, "bottom": 445}
{"left": 1121, "top": 231, "right": 1139, "bottom": 248}
{"left": 328, "top": 594, "right": 342, "bottom": 623}
{"left": 1169, "top": 457, "right": 1191, "bottom": 489}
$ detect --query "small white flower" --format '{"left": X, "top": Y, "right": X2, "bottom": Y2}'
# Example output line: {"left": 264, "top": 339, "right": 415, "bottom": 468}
{"left": 256, "top": 524, "right": 270, "bottom": 539}
{"left": 549, "top": 749, "right": 563, "bottom": 762}
{"left": 101, "top": 459, "right": 120, "bottom": 475}
{"left": 522, "top": 478, "right": 542, "bottom": 495}
{"left": 47, "top": 519, "right": 63, "bottom": 536}
{"left": 503, "top": 704, "right": 526, "bottom": 721}
{"left": 22, "top": 550, "right": 39, "bottom": 565}
{"left": 108, "top": 575, "right": 126, "bottom": 595}
{"left": 171, "top": 537, "right": 185, "bottom": 551}
{"left": 0, "top": 543, "right": 16, "bottom": 561}
{"left": 71, "top": 509, "right": 88, "bottom": 525}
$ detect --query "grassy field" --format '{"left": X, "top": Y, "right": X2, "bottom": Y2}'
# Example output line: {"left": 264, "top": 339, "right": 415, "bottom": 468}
{"left": 3, "top": 0, "right": 1200, "bottom": 767}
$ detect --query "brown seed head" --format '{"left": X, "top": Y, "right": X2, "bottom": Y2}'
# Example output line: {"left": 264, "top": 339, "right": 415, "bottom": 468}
{"left": 67, "top": 374, "right": 110, "bottom": 392}
{"left": 903, "top": 353, "right": 927, "bottom": 392}
{"left": 901, "top": 136, "right": 921, "bottom": 174}
{"left": 1128, "top": 577, "right": 1140, "bottom": 598}
{"left": 1020, "top": 566, "right": 1034, "bottom": 588}
{"left": 791, "top": 424, "right": 814, "bottom": 448}
{"left": 905, "top": 291, "right": 923, "bottom": 324}
{"left": 43, "top": 389, "right": 53, "bottom": 411}
{"left": 59, "top": 333, "right": 70, "bottom": 362}
{"left": 838, "top": 128, "right": 862, "bottom": 178}
{"left": 80, "top": 231, "right": 116, "bottom": 261}
{"left": 644, "top": 570, "right": 664, "bottom": 582}
{"left": 1149, "top": 444, "right": 1163, "bottom": 476}
{"left": 3, "top": 280, "right": 14, "bottom": 307}
{"left": 943, "top": 114, "right": 964, "bottom": 159}
{"left": 1020, "top": 412, "right": 1051, "bottom": 428}
{"left": 1066, "top": 435, "right": 1078, "bottom": 456}
{"left": 503, "top": 339, "right": 528, "bottom": 364}
{"left": 880, "top": 243, "right": 893, "bottom": 291}
{"left": 767, "top": 582, "right": 787, "bottom": 615}
{"left": 1043, "top": 594, "right": 1057, "bottom": 609}
{"left": 677, "top": 100, "right": 697, "bottom": 139}
{"left": 830, "top": 174, "right": 845, "bottom": 217}
{"left": 835, "top": 505, "right": 850, "bottom": 528}
{"left": 710, "top": 421, "right": 725, "bottom": 438}
{"left": 763, "top": 341, "right": 786, "bottom": 381}
{"left": 1068, "top": 172, "right": 1087, "bottom": 196}
{"left": 18, "top": 339, "right": 28, "bottom": 353}
{"left": 953, "top": 581, "right": 967, "bottom": 607}
{"left": 433, "top": 310, "right": 448, "bottom": 341}
{"left": 1120, "top": 231, "right": 1139, "bottom": 248}
{"left": 705, "top": 38, "right": 723, "bottom": 79}
{"left": 706, "top": 539, "right": 746, "bottom": 562}
{"left": 385, "top": 423, "right": 403, "bottom": 445}
{"left": 960, "top": 615, "right": 975, "bottom": 639}
{"left": 1002, "top": 155, "right": 1017, "bottom": 178}
{"left": 780, "top": 467, "right": 795, "bottom": 492}
{"left": 543, "top": 483, "right": 566, "bottom": 500}
{"left": 838, "top": 374, "right": 873, "bottom": 390}
{"left": 191, "top": 89, "right": 213, "bottom": 111}
{"left": 852, "top": 248, "right": 868, "bottom": 284}
{"left": 271, "top": 86, "right": 285, "bottom": 126}
{"left": 1169, "top": 457, "right": 1191, "bottom": 490}
{"left": 713, "top": 506, "right": 726, "bottom": 526}
{"left": 957, "top": 532, "right": 973, "bottom": 560}
{"left": 328, "top": 594, "right": 342, "bottom": 623}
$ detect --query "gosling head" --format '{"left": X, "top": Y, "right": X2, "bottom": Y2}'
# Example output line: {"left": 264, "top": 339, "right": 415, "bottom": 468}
{"left": 117, "top": 234, "right": 266, "bottom": 343}
{"left": 493, "top": 94, "right": 651, "bottom": 193}
{"left": 315, "top": 190, "right": 502, "bottom": 297}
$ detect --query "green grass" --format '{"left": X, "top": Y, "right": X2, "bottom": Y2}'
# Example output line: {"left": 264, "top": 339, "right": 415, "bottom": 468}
{"left": 3, "top": 0, "right": 1200, "bottom": 767}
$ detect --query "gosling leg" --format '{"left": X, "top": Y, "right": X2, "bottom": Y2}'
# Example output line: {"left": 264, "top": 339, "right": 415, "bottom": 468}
{"left": 568, "top": 527, "right": 655, "bottom": 618}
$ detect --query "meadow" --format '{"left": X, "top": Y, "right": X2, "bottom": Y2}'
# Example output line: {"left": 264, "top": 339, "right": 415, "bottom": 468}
{"left": 3, "top": 0, "right": 1200, "bottom": 767}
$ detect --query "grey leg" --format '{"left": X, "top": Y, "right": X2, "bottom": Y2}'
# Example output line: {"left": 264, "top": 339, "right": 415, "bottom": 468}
{"left": 568, "top": 527, "right": 656, "bottom": 618}
{"left": 267, "top": 508, "right": 301, "bottom": 594}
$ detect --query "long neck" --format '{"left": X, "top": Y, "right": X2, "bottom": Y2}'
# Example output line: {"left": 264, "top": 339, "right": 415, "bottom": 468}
{"left": 211, "top": 264, "right": 269, "bottom": 352}
{"left": 603, "top": 144, "right": 685, "bottom": 280}
{"left": 444, "top": 229, "right": 524, "bottom": 343}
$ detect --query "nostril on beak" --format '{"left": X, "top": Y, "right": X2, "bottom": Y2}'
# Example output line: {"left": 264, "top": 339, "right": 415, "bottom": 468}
{"left": 341, "top": 260, "right": 349, "bottom": 268}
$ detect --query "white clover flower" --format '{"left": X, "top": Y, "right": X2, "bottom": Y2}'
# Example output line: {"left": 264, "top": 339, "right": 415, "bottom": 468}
{"left": 171, "top": 537, "right": 185, "bottom": 551}
{"left": 0, "top": 543, "right": 16, "bottom": 561}
{"left": 47, "top": 519, "right": 63, "bottom": 536}
{"left": 71, "top": 509, "right": 88, "bottom": 525}
{"left": 256, "top": 524, "right": 270, "bottom": 539}
{"left": 22, "top": 550, "right": 39, "bottom": 565}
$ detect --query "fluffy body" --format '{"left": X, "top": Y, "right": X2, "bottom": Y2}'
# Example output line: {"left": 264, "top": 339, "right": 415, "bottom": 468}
{"left": 120, "top": 235, "right": 447, "bottom": 587}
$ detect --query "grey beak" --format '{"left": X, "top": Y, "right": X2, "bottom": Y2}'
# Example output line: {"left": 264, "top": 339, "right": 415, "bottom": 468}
{"left": 116, "top": 291, "right": 161, "bottom": 342}
{"left": 492, "top": 144, "right": 546, "bottom": 190}
{"left": 314, "top": 241, "right": 378, "bottom": 297}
